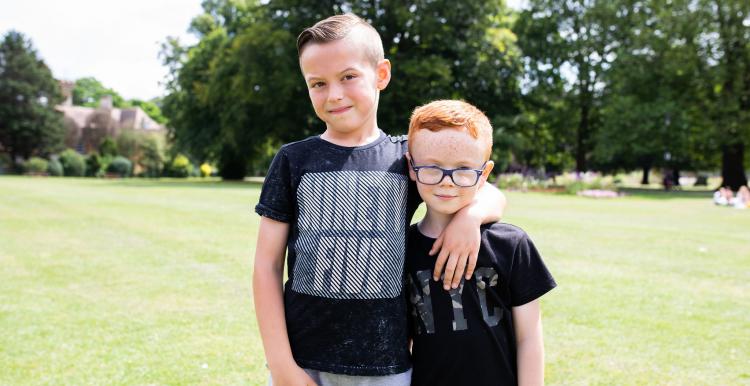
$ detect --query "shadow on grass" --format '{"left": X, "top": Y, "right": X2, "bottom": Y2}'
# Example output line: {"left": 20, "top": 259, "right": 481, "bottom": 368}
{"left": 619, "top": 187, "right": 714, "bottom": 200}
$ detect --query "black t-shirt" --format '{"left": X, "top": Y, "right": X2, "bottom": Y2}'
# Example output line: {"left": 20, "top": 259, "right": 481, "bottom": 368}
{"left": 406, "top": 222, "right": 556, "bottom": 386}
{"left": 255, "top": 130, "right": 421, "bottom": 376}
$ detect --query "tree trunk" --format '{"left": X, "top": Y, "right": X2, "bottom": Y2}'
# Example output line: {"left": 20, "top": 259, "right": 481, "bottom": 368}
{"left": 720, "top": 142, "right": 748, "bottom": 191}
{"left": 576, "top": 102, "right": 589, "bottom": 173}
{"left": 218, "top": 145, "right": 247, "bottom": 181}
{"left": 641, "top": 166, "right": 650, "bottom": 185}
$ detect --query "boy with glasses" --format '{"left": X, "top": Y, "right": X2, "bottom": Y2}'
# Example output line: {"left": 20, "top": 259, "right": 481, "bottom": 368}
{"left": 405, "top": 100, "right": 556, "bottom": 385}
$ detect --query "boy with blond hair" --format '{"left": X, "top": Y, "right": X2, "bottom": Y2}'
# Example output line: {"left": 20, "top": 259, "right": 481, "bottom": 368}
{"left": 253, "top": 14, "right": 507, "bottom": 386}
{"left": 405, "top": 100, "right": 556, "bottom": 385}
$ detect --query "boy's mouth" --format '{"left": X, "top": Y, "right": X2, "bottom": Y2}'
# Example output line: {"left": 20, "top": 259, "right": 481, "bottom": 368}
{"left": 434, "top": 193, "right": 457, "bottom": 200}
{"left": 328, "top": 106, "right": 352, "bottom": 114}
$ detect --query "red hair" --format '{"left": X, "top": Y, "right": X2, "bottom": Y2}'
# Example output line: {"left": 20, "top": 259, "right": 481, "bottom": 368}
{"left": 408, "top": 100, "right": 493, "bottom": 160}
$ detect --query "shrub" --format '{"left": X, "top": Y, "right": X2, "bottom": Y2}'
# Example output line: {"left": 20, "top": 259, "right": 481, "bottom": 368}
{"left": 59, "top": 149, "right": 86, "bottom": 177}
{"left": 115, "top": 130, "right": 140, "bottom": 160}
{"left": 47, "top": 158, "right": 63, "bottom": 176}
{"left": 199, "top": 163, "right": 212, "bottom": 177}
{"left": 167, "top": 154, "right": 193, "bottom": 178}
{"left": 99, "top": 137, "right": 118, "bottom": 157}
{"left": 106, "top": 156, "right": 132, "bottom": 177}
{"left": 0, "top": 153, "right": 11, "bottom": 175}
{"left": 24, "top": 157, "right": 48, "bottom": 175}
{"left": 564, "top": 180, "right": 587, "bottom": 195}
{"left": 138, "top": 135, "right": 163, "bottom": 178}
{"left": 495, "top": 173, "right": 525, "bottom": 190}
{"left": 85, "top": 153, "right": 103, "bottom": 177}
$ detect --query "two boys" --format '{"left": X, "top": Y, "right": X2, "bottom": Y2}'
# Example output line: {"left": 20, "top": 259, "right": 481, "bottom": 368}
{"left": 254, "top": 13, "right": 553, "bottom": 385}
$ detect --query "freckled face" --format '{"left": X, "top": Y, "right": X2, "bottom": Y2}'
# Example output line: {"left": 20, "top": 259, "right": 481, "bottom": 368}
{"left": 408, "top": 129, "right": 493, "bottom": 215}
{"left": 299, "top": 33, "right": 390, "bottom": 136}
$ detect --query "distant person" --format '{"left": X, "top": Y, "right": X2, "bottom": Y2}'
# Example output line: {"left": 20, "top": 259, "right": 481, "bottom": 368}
{"left": 713, "top": 187, "right": 731, "bottom": 206}
{"left": 405, "top": 100, "right": 556, "bottom": 385}
{"left": 252, "top": 14, "right": 507, "bottom": 386}
{"left": 733, "top": 185, "right": 750, "bottom": 209}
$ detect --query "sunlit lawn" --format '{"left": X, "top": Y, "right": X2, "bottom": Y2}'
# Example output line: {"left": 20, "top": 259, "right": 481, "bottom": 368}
{"left": 1, "top": 176, "right": 748, "bottom": 385}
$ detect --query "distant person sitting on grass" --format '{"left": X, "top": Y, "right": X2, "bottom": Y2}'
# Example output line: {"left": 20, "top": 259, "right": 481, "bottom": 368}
{"left": 713, "top": 187, "right": 733, "bottom": 206}
{"left": 404, "top": 100, "right": 556, "bottom": 385}
{"left": 732, "top": 185, "right": 750, "bottom": 209}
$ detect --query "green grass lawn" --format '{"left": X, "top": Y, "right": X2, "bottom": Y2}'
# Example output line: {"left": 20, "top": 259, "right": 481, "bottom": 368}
{"left": 1, "top": 176, "right": 748, "bottom": 385}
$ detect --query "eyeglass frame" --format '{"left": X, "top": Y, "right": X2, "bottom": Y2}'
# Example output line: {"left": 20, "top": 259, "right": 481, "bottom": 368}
{"left": 409, "top": 157, "right": 488, "bottom": 187}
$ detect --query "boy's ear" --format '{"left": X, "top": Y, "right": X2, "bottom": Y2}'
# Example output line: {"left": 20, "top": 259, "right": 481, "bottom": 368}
{"left": 478, "top": 160, "right": 494, "bottom": 188}
{"left": 376, "top": 59, "right": 391, "bottom": 90}
{"left": 405, "top": 152, "right": 417, "bottom": 182}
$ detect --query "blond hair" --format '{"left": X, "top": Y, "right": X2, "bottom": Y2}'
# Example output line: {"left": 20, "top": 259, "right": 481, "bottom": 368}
{"left": 297, "top": 13, "right": 384, "bottom": 67}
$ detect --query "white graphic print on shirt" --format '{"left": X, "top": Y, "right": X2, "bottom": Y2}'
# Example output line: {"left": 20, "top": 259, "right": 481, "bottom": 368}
{"left": 293, "top": 170, "right": 408, "bottom": 299}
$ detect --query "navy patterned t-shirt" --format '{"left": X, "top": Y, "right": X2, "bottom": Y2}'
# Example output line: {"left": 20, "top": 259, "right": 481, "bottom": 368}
{"left": 255, "top": 130, "right": 420, "bottom": 376}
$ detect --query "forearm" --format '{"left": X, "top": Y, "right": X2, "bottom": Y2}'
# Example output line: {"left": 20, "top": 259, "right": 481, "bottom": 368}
{"left": 516, "top": 333, "right": 544, "bottom": 386}
{"left": 253, "top": 260, "right": 296, "bottom": 371}
{"left": 469, "top": 183, "right": 506, "bottom": 223}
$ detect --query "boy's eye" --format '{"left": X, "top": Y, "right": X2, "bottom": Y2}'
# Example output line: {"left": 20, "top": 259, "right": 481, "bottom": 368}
{"left": 342, "top": 74, "right": 357, "bottom": 81}
{"left": 310, "top": 81, "right": 325, "bottom": 88}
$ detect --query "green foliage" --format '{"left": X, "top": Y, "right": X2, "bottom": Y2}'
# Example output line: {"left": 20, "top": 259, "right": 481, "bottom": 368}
{"left": 127, "top": 98, "right": 168, "bottom": 125}
{"left": 99, "top": 137, "right": 118, "bottom": 158}
{"left": 85, "top": 153, "right": 103, "bottom": 177}
{"left": 46, "top": 157, "right": 63, "bottom": 176}
{"left": 72, "top": 77, "right": 126, "bottom": 107}
{"left": 0, "top": 31, "right": 65, "bottom": 169}
{"left": 138, "top": 135, "right": 164, "bottom": 178}
{"left": 106, "top": 156, "right": 132, "bottom": 177}
{"left": 115, "top": 130, "right": 140, "bottom": 160}
{"left": 0, "top": 153, "right": 10, "bottom": 174}
{"left": 58, "top": 149, "right": 86, "bottom": 177}
{"left": 161, "top": 0, "right": 522, "bottom": 180}
{"left": 23, "top": 157, "right": 48, "bottom": 174}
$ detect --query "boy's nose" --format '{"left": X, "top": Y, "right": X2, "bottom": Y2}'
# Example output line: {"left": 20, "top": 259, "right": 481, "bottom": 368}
{"left": 327, "top": 84, "right": 344, "bottom": 102}
{"left": 438, "top": 173, "right": 455, "bottom": 186}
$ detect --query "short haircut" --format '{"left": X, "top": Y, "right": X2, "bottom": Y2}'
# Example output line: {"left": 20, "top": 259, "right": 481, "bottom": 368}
{"left": 408, "top": 100, "right": 494, "bottom": 161}
{"left": 297, "top": 13, "right": 384, "bottom": 67}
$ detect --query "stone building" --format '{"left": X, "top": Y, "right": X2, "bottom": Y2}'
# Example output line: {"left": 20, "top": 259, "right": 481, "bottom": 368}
{"left": 56, "top": 80, "right": 166, "bottom": 153}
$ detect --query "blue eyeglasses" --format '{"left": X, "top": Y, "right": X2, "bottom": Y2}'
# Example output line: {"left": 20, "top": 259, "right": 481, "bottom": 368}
{"left": 409, "top": 158, "right": 487, "bottom": 187}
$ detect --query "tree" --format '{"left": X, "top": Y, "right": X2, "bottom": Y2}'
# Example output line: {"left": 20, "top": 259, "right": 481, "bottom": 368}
{"left": 72, "top": 77, "right": 127, "bottom": 107}
{"left": 516, "top": 0, "right": 619, "bottom": 172}
{"left": 694, "top": 0, "right": 749, "bottom": 190}
{"left": 592, "top": 0, "right": 707, "bottom": 184}
{"left": 0, "top": 30, "right": 65, "bottom": 170}
{"left": 162, "top": 0, "right": 521, "bottom": 179}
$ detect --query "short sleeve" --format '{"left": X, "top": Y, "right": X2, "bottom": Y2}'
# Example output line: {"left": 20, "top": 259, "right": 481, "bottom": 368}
{"left": 254, "top": 148, "right": 294, "bottom": 222}
{"left": 509, "top": 234, "right": 556, "bottom": 307}
{"left": 401, "top": 137, "right": 423, "bottom": 217}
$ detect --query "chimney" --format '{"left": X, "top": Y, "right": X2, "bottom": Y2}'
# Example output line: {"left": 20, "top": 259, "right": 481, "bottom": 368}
{"left": 58, "top": 80, "right": 75, "bottom": 106}
{"left": 99, "top": 95, "right": 113, "bottom": 109}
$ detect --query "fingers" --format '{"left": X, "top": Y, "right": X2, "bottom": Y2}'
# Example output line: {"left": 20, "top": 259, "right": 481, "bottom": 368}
{"left": 432, "top": 247, "right": 449, "bottom": 281}
{"left": 429, "top": 234, "right": 444, "bottom": 256}
{"left": 450, "top": 253, "right": 468, "bottom": 289}
{"left": 465, "top": 247, "right": 479, "bottom": 280}
{"left": 441, "top": 252, "right": 459, "bottom": 290}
